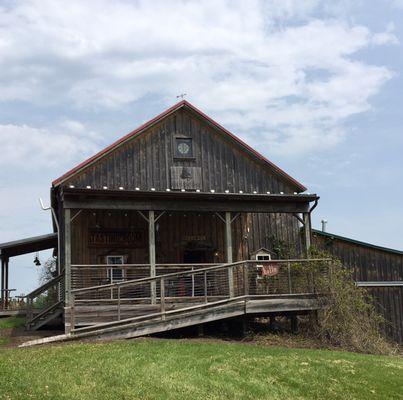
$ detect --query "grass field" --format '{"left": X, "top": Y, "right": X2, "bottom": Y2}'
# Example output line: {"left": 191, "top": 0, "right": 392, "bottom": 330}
{"left": 0, "top": 336, "right": 402, "bottom": 400}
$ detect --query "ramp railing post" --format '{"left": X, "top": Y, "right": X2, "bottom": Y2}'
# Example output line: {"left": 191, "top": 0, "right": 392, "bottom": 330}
{"left": 160, "top": 277, "right": 165, "bottom": 320}
{"left": 117, "top": 285, "right": 121, "bottom": 321}
{"left": 243, "top": 262, "right": 249, "bottom": 296}
{"left": 26, "top": 296, "right": 33, "bottom": 329}
{"left": 287, "top": 262, "right": 292, "bottom": 294}
{"left": 204, "top": 271, "right": 208, "bottom": 303}
{"left": 68, "top": 292, "right": 75, "bottom": 334}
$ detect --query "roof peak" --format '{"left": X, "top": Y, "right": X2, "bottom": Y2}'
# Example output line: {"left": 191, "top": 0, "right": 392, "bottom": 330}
{"left": 52, "top": 100, "right": 306, "bottom": 191}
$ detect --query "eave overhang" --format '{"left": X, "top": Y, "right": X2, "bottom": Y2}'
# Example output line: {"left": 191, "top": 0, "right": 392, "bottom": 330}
{"left": 61, "top": 188, "right": 318, "bottom": 214}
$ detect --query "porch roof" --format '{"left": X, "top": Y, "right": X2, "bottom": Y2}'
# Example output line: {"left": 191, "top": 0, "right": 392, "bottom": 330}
{"left": 0, "top": 233, "right": 57, "bottom": 259}
{"left": 61, "top": 188, "right": 318, "bottom": 214}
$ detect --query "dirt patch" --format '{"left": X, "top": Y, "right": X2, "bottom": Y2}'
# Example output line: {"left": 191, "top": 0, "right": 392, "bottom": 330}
{"left": 0, "top": 326, "right": 63, "bottom": 348}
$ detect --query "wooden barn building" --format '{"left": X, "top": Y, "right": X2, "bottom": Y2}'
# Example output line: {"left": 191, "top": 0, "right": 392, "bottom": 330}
{"left": 0, "top": 100, "right": 401, "bottom": 345}
{"left": 312, "top": 229, "right": 403, "bottom": 344}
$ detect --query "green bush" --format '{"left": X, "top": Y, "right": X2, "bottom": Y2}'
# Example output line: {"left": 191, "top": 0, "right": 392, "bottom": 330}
{"left": 306, "top": 248, "right": 394, "bottom": 355}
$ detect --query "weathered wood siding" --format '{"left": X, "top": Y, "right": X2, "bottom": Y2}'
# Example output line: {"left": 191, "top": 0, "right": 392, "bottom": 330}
{"left": 312, "top": 231, "right": 403, "bottom": 344}
{"left": 69, "top": 210, "right": 301, "bottom": 269}
{"left": 63, "top": 109, "right": 297, "bottom": 194}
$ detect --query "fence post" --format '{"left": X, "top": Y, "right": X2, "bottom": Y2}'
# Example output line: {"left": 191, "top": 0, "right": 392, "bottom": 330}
{"left": 287, "top": 262, "right": 292, "bottom": 294}
{"left": 117, "top": 285, "right": 121, "bottom": 321}
{"left": 160, "top": 277, "right": 165, "bottom": 321}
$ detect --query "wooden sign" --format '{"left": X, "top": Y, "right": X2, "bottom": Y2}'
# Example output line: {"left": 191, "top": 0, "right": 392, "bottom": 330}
{"left": 184, "top": 235, "right": 207, "bottom": 242}
{"left": 260, "top": 263, "right": 280, "bottom": 277}
{"left": 88, "top": 229, "right": 145, "bottom": 248}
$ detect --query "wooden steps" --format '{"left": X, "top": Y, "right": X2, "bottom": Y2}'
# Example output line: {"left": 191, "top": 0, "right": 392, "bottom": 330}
{"left": 27, "top": 301, "right": 64, "bottom": 331}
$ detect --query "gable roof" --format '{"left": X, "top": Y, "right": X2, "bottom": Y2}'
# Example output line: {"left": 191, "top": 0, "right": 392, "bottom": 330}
{"left": 52, "top": 100, "right": 307, "bottom": 191}
{"left": 312, "top": 229, "right": 403, "bottom": 256}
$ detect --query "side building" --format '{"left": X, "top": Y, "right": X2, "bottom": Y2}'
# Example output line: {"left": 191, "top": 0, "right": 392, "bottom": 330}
{"left": 312, "top": 229, "right": 403, "bottom": 344}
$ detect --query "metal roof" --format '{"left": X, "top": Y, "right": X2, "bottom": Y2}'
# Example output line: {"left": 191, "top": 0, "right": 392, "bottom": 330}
{"left": 0, "top": 233, "right": 57, "bottom": 259}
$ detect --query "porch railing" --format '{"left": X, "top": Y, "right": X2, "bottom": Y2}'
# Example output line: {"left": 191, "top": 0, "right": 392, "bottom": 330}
{"left": 68, "top": 259, "right": 332, "bottom": 331}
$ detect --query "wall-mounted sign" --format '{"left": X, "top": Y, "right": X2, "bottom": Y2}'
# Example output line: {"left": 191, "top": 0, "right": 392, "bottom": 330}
{"left": 260, "top": 263, "right": 280, "bottom": 277}
{"left": 184, "top": 235, "right": 207, "bottom": 242}
{"left": 88, "top": 229, "right": 145, "bottom": 248}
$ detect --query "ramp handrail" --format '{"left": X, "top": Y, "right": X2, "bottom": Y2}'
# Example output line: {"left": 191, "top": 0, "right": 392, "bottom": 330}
{"left": 71, "top": 259, "right": 330, "bottom": 295}
{"left": 67, "top": 258, "right": 332, "bottom": 333}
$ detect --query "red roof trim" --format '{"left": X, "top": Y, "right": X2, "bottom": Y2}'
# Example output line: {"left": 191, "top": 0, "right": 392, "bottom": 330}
{"left": 52, "top": 100, "right": 306, "bottom": 191}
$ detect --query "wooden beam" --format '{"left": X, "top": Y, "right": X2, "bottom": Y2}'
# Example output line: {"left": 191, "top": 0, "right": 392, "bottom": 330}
{"left": 63, "top": 198, "right": 310, "bottom": 214}
{"left": 149, "top": 210, "right": 156, "bottom": 304}
{"left": 225, "top": 212, "right": 234, "bottom": 298}
{"left": 64, "top": 209, "right": 72, "bottom": 307}
{"left": 4, "top": 258, "right": 8, "bottom": 308}
{"left": 0, "top": 258, "right": 4, "bottom": 307}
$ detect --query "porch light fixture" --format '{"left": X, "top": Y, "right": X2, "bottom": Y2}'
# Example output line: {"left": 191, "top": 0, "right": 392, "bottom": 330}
{"left": 34, "top": 252, "right": 41, "bottom": 266}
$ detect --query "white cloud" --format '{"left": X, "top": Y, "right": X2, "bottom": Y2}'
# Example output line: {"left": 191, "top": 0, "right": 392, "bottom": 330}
{"left": 0, "top": 0, "right": 396, "bottom": 157}
{"left": 372, "top": 22, "right": 399, "bottom": 45}
{"left": 0, "top": 121, "right": 100, "bottom": 169}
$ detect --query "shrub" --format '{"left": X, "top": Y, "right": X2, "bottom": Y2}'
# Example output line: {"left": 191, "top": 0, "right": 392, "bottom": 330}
{"left": 306, "top": 248, "right": 395, "bottom": 355}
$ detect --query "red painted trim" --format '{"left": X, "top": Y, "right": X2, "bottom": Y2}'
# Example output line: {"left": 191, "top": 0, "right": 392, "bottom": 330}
{"left": 52, "top": 100, "right": 306, "bottom": 191}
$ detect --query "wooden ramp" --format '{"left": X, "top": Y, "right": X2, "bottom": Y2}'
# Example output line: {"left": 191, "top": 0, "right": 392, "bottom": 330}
{"left": 20, "top": 294, "right": 322, "bottom": 347}
{"left": 20, "top": 259, "right": 331, "bottom": 347}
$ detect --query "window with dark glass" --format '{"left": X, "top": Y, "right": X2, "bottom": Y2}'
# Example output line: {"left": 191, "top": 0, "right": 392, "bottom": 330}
{"left": 175, "top": 138, "right": 193, "bottom": 158}
{"left": 107, "top": 255, "right": 125, "bottom": 282}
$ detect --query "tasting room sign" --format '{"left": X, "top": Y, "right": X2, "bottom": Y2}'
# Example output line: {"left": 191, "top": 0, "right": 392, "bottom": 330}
{"left": 88, "top": 229, "right": 145, "bottom": 248}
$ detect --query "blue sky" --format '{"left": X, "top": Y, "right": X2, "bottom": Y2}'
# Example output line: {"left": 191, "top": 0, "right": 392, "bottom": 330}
{"left": 0, "top": 0, "right": 402, "bottom": 294}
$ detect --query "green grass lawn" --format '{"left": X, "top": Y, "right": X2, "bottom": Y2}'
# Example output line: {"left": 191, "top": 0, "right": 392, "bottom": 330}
{"left": 0, "top": 339, "right": 402, "bottom": 400}
{"left": 0, "top": 316, "right": 25, "bottom": 330}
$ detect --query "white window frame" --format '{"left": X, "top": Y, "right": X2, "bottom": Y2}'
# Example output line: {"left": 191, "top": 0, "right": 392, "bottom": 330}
{"left": 255, "top": 251, "right": 272, "bottom": 280}
{"left": 106, "top": 255, "right": 126, "bottom": 283}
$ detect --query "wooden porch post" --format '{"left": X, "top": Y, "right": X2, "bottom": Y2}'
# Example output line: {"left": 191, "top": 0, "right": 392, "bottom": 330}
{"left": 149, "top": 210, "right": 157, "bottom": 304}
{"left": 0, "top": 257, "right": 4, "bottom": 308}
{"left": 4, "top": 258, "right": 9, "bottom": 308}
{"left": 225, "top": 211, "right": 234, "bottom": 297}
{"left": 303, "top": 212, "right": 311, "bottom": 257}
{"left": 64, "top": 208, "right": 71, "bottom": 306}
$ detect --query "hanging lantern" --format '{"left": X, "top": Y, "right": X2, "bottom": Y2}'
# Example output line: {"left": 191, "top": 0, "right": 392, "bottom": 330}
{"left": 34, "top": 252, "right": 41, "bottom": 266}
